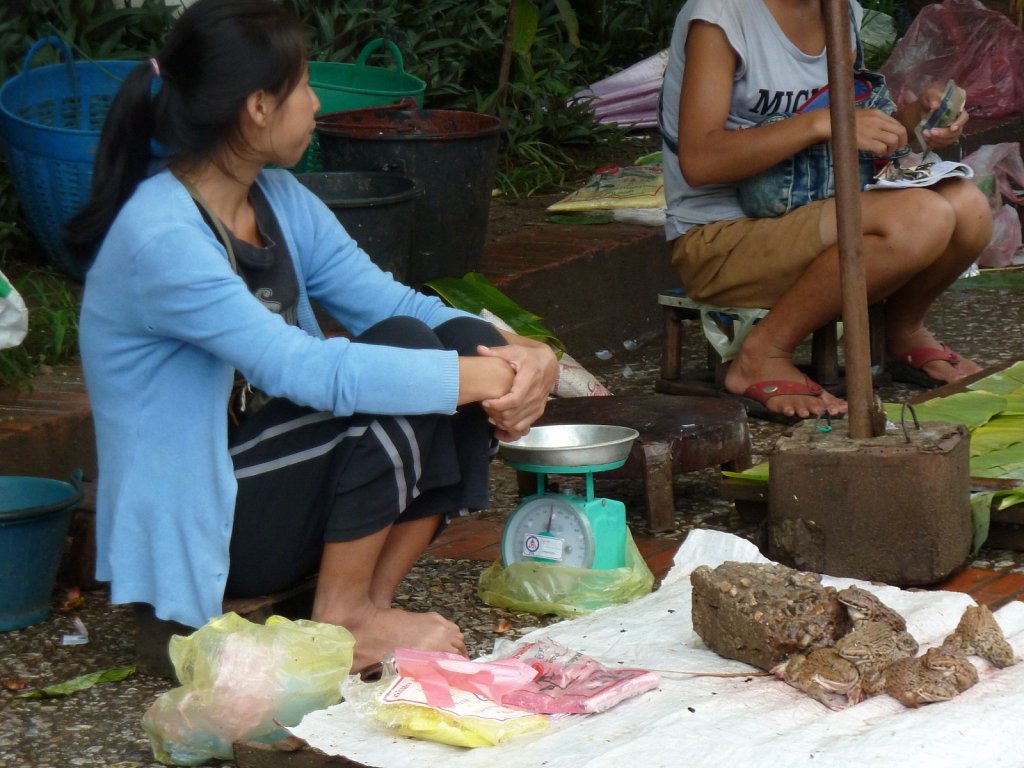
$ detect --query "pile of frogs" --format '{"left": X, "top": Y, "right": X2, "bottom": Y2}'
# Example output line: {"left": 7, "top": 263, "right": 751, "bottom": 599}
{"left": 690, "top": 561, "right": 1018, "bottom": 711}
{"left": 774, "top": 585, "right": 1017, "bottom": 710}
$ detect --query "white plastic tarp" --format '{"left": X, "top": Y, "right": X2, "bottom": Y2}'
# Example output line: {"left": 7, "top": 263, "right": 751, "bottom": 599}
{"left": 290, "top": 530, "right": 1024, "bottom": 768}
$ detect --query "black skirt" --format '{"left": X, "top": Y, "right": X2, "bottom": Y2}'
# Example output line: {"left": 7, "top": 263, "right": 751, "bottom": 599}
{"left": 224, "top": 316, "right": 503, "bottom": 598}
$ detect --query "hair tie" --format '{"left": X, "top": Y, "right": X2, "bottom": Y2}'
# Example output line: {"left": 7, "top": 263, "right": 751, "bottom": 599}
{"left": 149, "top": 58, "right": 160, "bottom": 77}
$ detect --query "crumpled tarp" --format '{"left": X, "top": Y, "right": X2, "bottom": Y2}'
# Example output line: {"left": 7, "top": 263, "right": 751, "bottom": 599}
{"left": 290, "top": 529, "right": 1024, "bottom": 768}
{"left": 568, "top": 50, "right": 668, "bottom": 129}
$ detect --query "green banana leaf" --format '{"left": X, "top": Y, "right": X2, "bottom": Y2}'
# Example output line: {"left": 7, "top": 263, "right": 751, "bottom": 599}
{"left": 884, "top": 390, "right": 1006, "bottom": 430}
{"left": 546, "top": 212, "right": 615, "bottom": 225}
{"left": 968, "top": 361, "right": 1024, "bottom": 395}
{"left": 969, "top": 492, "right": 992, "bottom": 555}
{"left": 16, "top": 664, "right": 136, "bottom": 698}
{"left": 970, "top": 443, "right": 1024, "bottom": 477}
{"left": 424, "top": 272, "right": 564, "bottom": 353}
{"left": 970, "top": 416, "right": 1024, "bottom": 457}
{"left": 721, "top": 460, "right": 770, "bottom": 484}
{"left": 633, "top": 151, "right": 663, "bottom": 166}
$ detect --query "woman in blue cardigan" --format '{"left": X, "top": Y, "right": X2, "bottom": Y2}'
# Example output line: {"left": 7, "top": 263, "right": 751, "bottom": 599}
{"left": 64, "top": 0, "right": 557, "bottom": 671}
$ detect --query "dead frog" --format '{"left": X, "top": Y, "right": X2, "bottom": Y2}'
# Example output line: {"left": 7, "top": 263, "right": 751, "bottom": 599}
{"left": 772, "top": 647, "right": 861, "bottom": 710}
{"left": 834, "top": 620, "right": 919, "bottom": 697}
{"left": 836, "top": 586, "right": 909, "bottom": 634}
{"left": 882, "top": 643, "right": 978, "bottom": 708}
{"left": 946, "top": 603, "right": 1017, "bottom": 669}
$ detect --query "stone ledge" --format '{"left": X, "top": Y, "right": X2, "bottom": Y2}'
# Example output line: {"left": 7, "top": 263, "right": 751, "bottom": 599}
{"left": 0, "top": 366, "right": 96, "bottom": 480}
{"left": 480, "top": 220, "right": 676, "bottom": 357}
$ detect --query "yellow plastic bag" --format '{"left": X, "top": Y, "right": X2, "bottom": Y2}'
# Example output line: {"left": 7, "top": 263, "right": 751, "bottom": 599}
{"left": 142, "top": 612, "right": 355, "bottom": 766}
{"left": 477, "top": 529, "right": 654, "bottom": 617}
{"left": 341, "top": 673, "right": 548, "bottom": 748}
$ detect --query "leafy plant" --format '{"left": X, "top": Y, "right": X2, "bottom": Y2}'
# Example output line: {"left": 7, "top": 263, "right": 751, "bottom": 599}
{"left": 0, "top": 0, "right": 678, "bottom": 387}
{"left": 0, "top": 266, "right": 81, "bottom": 389}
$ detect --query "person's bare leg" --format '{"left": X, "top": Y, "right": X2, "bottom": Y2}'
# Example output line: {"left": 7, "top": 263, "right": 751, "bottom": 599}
{"left": 368, "top": 515, "right": 446, "bottom": 608}
{"left": 311, "top": 523, "right": 465, "bottom": 671}
{"left": 723, "top": 248, "right": 850, "bottom": 419}
{"left": 724, "top": 187, "right": 964, "bottom": 417}
{"left": 882, "top": 179, "right": 992, "bottom": 384}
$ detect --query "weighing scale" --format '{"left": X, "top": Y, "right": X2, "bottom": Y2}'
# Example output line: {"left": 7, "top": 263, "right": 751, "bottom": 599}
{"left": 498, "top": 425, "right": 639, "bottom": 571}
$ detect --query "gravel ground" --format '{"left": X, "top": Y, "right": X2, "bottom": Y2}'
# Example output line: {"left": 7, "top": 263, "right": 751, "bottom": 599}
{"left": 1, "top": 280, "right": 1022, "bottom": 767}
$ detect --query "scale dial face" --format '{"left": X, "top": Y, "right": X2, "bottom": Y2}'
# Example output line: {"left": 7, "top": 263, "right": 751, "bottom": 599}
{"left": 501, "top": 495, "right": 596, "bottom": 569}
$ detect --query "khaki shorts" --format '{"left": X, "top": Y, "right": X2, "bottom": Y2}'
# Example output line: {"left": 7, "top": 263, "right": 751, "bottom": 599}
{"left": 671, "top": 200, "right": 829, "bottom": 308}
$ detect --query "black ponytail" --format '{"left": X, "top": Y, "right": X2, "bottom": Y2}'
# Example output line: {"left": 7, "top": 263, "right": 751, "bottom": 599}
{"left": 63, "top": 62, "right": 159, "bottom": 272}
{"left": 63, "top": 0, "right": 308, "bottom": 274}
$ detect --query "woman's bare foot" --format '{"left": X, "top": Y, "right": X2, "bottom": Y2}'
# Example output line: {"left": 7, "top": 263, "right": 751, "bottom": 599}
{"left": 336, "top": 605, "right": 466, "bottom": 672}
{"left": 724, "top": 351, "right": 847, "bottom": 419}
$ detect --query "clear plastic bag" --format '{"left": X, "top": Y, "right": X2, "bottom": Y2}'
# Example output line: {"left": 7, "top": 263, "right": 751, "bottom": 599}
{"left": 476, "top": 529, "right": 654, "bottom": 617}
{"left": 880, "top": 0, "right": 1024, "bottom": 118}
{"left": 141, "top": 613, "right": 355, "bottom": 766}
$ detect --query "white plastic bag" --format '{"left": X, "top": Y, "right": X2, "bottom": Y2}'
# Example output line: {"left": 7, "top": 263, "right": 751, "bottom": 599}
{"left": 0, "top": 269, "right": 28, "bottom": 350}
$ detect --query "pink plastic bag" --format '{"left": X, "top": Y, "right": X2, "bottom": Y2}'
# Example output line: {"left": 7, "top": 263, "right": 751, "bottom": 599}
{"left": 496, "top": 638, "right": 660, "bottom": 714}
{"left": 977, "top": 205, "right": 1023, "bottom": 267}
{"left": 881, "top": 0, "right": 1024, "bottom": 118}
{"left": 964, "top": 143, "right": 1024, "bottom": 267}
{"left": 964, "top": 143, "right": 1024, "bottom": 208}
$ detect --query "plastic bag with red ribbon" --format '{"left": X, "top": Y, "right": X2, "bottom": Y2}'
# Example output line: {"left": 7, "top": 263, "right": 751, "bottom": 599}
{"left": 880, "top": 0, "right": 1024, "bottom": 118}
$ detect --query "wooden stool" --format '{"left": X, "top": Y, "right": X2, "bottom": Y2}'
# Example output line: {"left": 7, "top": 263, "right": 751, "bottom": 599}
{"left": 656, "top": 288, "right": 887, "bottom": 395}
{"left": 529, "top": 393, "right": 753, "bottom": 532}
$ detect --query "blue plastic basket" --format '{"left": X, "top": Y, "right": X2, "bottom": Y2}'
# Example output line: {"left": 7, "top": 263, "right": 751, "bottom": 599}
{"left": 0, "top": 37, "right": 138, "bottom": 280}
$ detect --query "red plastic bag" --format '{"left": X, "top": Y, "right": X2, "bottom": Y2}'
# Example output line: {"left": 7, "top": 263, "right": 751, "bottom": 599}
{"left": 881, "top": 0, "right": 1024, "bottom": 118}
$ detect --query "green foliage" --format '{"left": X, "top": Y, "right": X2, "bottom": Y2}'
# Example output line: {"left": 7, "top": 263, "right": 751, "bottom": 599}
{"left": 282, "top": 0, "right": 675, "bottom": 195}
{"left": 0, "top": 0, "right": 676, "bottom": 387}
{"left": 0, "top": 0, "right": 175, "bottom": 82}
{"left": 0, "top": 265, "right": 81, "bottom": 389}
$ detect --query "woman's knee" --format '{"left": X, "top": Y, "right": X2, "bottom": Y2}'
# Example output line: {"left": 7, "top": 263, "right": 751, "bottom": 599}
{"left": 864, "top": 189, "right": 956, "bottom": 260}
{"left": 941, "top": 179, "right": 994, "bottom": 250}
{"left": 355, "top": 316, "right": 442, "bottom": 349}
{"left": 434, "top": 317, "right": 506, "bottom": 355}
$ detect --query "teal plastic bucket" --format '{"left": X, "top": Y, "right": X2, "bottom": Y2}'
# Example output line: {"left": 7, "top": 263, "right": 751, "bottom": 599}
{"left": 0, "top": 475, "right": 82, "bottom": 631}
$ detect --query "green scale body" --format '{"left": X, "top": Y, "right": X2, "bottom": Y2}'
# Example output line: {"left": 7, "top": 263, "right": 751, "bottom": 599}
{"left": 500, "top": 460, "right": 627, "bottom": 571}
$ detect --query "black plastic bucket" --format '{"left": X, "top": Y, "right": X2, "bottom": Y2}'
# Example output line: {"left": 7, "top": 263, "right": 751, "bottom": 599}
{"left": 295, "top": 171, "right": 423, "bottom": 282}
{"left": 316, "top": 102, "right": 503, "bottom": 286}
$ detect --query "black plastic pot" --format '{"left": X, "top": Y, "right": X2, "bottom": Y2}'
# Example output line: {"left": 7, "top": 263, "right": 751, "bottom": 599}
{"left": 295, "top": 171, "right": 423, "bottom": 283}
{"left": 316, "top": 102, "right": 503, "bottom": 286}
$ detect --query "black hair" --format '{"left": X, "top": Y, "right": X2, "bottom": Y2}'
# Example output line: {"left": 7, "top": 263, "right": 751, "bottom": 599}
{"left": 63, "top": 0, "right": 307, "bottom": 272}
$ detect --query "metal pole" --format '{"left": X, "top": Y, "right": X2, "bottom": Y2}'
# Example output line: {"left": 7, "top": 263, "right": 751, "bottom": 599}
{"left": 823, "top": 0, "right": 876, "bottom": 438}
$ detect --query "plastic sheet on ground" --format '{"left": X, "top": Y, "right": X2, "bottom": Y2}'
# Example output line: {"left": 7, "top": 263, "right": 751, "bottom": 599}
{"left": 289, "top": 529, "right": 1024, "bottom": 768}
